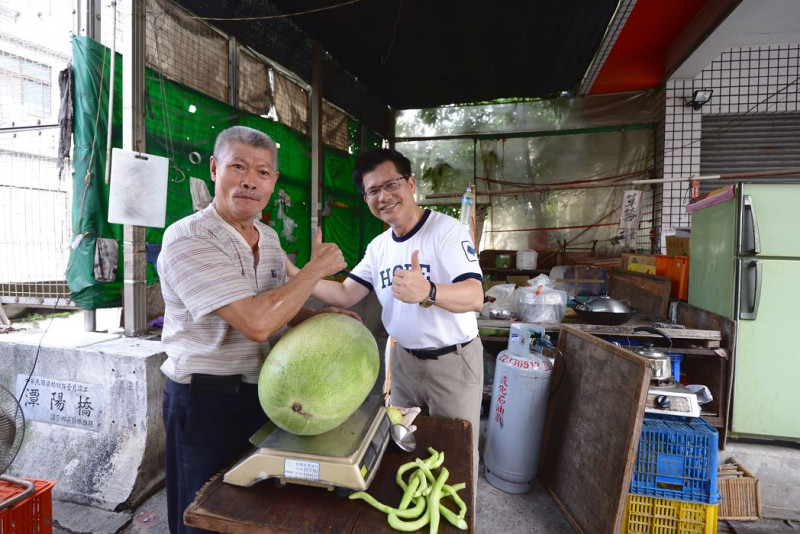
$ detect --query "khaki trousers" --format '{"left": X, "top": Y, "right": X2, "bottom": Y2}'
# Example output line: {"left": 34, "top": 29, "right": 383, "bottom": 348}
{"left": 389, "top": 337, "right": 484, "bottom": 494}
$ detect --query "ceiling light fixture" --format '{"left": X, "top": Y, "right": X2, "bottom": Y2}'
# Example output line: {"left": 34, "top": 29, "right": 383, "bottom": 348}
{"left": 687, "top": 89, "right": 713, "bottom": 111}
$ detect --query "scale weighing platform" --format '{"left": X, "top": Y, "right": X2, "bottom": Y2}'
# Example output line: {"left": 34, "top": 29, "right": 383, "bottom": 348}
{"left": 223, "top": 394, "right": 392, "bottom": 492}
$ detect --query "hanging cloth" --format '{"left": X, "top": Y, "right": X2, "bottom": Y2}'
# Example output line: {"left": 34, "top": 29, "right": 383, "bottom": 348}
{"left": 57, "top": 65, "right": 74, "bottom": 181}
{"left": 94, "top": 238, "right": 118, "bottom": 282}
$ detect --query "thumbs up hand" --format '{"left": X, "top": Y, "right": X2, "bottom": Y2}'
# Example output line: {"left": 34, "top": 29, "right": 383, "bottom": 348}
{"left": 308, "top": 226, "right": 346, "bottom": 278}
{"left": 392, "top": 250, "right": 430, "bottom": 304}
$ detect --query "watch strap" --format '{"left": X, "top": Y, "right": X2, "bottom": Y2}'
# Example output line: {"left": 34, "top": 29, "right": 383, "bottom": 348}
{"left": 419, "top": 281, "right": 437, "bottom": 308}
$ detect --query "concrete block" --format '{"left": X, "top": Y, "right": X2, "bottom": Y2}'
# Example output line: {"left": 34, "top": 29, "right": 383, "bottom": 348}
{"left": 1, "top": 335, "right": 167, "bottom": 511}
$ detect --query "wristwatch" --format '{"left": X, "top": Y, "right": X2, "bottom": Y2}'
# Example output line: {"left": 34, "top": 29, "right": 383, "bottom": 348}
{"left": 419, "top": 281, "right": 437, "bottom": 308}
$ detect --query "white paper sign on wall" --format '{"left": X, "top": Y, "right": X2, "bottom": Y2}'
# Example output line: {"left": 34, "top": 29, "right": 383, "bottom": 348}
{"left": 617, "top": 189, "right": 643, "bottom": 249}
{"left": 108, "top": 148, "right": 169, "bottom": 228}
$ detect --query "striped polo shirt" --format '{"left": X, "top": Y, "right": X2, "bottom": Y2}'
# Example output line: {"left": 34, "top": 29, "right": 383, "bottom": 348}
{"left": 158, "top": 204, "right": 288, "bottom": 384}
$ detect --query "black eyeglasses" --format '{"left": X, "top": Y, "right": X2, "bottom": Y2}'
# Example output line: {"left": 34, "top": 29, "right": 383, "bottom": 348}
{"left": 363, "top": 175, "right": 410, "bottom": 200}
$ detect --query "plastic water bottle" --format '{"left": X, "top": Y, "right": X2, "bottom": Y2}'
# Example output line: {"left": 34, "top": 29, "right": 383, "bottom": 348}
{"left": 459, "top": 185, "right": 475, "bottom": 226}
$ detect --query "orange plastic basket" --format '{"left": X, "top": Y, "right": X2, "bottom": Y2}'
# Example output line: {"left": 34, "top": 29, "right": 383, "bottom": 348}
{"left": 0, "top": 478, "right": 55, "bottom": 533}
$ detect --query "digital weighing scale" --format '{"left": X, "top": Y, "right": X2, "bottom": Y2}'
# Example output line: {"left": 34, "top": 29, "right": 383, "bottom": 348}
{"left": 223, "top": 394, "right": 392, "bottom": 492}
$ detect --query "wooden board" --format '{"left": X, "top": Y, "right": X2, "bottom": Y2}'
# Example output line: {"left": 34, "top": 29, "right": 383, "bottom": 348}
{"left": 608, "top": 268, "right": 672, "bottom": 318}
{"left": 539, "top": 325, "right": 650, "bottom": 534}
{"left": 675, "top": 301, "right": 736, "bottom": 448}
{"left": 184, "top": 415, "right": 474, "bottom": 533}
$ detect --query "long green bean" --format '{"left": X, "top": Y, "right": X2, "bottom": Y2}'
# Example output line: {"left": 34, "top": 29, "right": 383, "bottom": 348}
{"left": 428, "top": 466, "right": 449, "bottom": 534}
{"left": 438, "top": 501, "right": 468, "bottom": 530}
{"left": 349, "top": 447, "right": 470, "bottom": 533}
{"left": 398, "top": 470, "right": 421, "bottom": 510}
{"left": 442, "top": 483, "right": 468, "bottom": 520}
{"left": 387, "top": 507, "right": 430, "bottom": 531}
{"left": 348, "top": 491, "right": 426, "bottom": 519}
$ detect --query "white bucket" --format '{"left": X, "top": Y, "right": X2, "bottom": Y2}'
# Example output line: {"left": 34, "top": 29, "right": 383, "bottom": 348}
{"left": 516, "top": 249, "right": 538, "bottom": 270}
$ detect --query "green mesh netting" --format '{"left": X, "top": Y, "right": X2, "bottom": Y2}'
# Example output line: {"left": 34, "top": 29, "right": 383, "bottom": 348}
{"left": 67, "top": 36, "right": 381, "bottom": 308}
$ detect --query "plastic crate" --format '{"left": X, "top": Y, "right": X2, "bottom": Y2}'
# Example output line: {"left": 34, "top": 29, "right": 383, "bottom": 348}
{"left": 631, "top": 414, "right": 719, "bottom": 504}
{"left": 622, "top": 494, "right": 718, "bottom": 534}
{"left": 655, "top": 255, "right": 690, "bottom": 301}
{"left": 0, "top": 478, "right": 55, "bottom": 533}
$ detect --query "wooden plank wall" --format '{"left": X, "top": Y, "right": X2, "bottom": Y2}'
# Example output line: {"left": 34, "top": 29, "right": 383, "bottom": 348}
{"left": 608, "top": 268, "right": 672, "bottom": 319}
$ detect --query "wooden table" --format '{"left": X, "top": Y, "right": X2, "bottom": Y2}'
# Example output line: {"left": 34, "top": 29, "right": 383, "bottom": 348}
{"left": 184, "top": 415, "right": 474, "bottom": 533}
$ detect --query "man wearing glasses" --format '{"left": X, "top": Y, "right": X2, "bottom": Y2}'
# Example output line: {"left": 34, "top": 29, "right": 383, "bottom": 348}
{"left": 304, "top": 147, "right": 484, "bottom": 484}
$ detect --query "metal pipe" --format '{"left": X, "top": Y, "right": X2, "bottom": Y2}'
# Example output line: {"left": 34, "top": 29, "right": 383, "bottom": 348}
{"left": 631, "top": 167, "right": 800, "bottom": 185}
{"left": 104, "top": 1, "right": 117, "bottom": 185}
{"left": 425, "top": 167, "right": 800, "bottom": 200}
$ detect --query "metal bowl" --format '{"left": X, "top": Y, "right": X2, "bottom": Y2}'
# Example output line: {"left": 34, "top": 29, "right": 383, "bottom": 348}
{"left": 489, "top": 309, "right": 512, "bottom": 320}
{"left": 390, "top": 424, "right": 417, "bottom": 452}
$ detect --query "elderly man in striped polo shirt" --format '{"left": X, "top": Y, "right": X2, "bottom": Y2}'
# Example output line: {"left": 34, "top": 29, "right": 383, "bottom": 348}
{"left": 158, "top": 125, "right": 354, "bottom": 534}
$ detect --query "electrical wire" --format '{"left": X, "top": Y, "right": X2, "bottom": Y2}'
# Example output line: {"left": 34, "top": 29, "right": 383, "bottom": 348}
{"left": 381, "top": 0, "right": 403, "bottom": 66}
{"left": 16, "top": 297, "right": 62, "bottom": 407}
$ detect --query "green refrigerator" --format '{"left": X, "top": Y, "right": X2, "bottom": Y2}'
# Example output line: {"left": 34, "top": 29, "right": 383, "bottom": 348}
{"left": 688, "top": 182, "right": 800, "bottom": 440}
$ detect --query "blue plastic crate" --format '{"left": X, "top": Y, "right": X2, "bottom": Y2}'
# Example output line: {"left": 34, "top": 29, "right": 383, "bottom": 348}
{"left": 631, "top": 414, "right": 720, "bottom": 504}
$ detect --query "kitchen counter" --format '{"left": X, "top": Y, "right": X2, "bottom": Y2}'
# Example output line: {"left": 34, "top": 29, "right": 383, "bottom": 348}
{"left": 184, "top": 415, "right": 474, "bottom": 533}
{"left": 477, "top": 316, "right": 722, "bottom": 346}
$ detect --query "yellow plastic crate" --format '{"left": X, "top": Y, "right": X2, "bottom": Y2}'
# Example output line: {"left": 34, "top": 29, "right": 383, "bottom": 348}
{"left": 622, "top": 494, "right": 718, "bottom": 534}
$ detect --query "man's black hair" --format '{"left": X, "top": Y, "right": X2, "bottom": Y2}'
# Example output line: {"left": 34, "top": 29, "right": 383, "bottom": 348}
{"left": 352, "top": 148, "right": 412, "bottom": 192}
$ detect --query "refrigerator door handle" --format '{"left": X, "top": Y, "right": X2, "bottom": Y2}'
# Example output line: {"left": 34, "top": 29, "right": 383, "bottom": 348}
{"left": 740, "top": 195, "right": 761, "bottom": 255}
{"left": 740, "top": 259, "right": 762, "bottom": 320}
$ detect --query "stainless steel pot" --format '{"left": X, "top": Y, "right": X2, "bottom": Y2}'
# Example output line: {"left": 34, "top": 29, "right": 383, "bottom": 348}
{"left": 634, "top": 346, "right": 672, "bottom": 379}
{"left": 630, "top": 327, "right": 673, "bottom": 380}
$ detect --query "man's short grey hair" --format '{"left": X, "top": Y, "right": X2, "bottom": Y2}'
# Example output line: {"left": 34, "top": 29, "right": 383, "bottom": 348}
{"left": 213, "top": 125, "right": 278, "bottom": 170}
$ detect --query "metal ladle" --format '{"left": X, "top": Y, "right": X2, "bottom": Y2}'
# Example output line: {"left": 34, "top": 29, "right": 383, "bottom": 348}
{"left": 390, "top": 424, "right": 417, "bottom": 452}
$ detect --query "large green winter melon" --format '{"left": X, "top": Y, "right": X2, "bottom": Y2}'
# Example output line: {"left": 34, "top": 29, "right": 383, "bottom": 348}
{"left": 258, "top": 313, "right": 379, "bottom": 436}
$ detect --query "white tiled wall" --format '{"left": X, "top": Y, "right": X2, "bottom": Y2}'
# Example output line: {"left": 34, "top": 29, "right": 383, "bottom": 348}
{"left": 659, "top": 44, "right": 800, "bottom": 245}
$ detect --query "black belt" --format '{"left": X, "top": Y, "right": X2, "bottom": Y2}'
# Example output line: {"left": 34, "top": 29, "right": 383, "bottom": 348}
{"left": 190, "top": 373, "right": 242, "bottom": 394}
{"left": 403, "top": 338, "right": 475, "bottom": 360}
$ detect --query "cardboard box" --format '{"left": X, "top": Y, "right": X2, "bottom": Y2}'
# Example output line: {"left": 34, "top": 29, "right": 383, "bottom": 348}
{"left": 622, "top": 253, "right": 657, "bottom": 275}
{"left": 666, "top": 236, "right": 691, "bottom": 257}
{"left": 505, "top": 275, "right": 531, "bottom": 288}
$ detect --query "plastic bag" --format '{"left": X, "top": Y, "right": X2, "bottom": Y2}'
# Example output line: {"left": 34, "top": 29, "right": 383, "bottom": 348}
{"left": 529, "top": 273, "right": 555, "bottom": 290}
{"left": 483, "top": 283, "right": 517, "bottom": 318}
{"left": 514, "top": 278, "right": 567, "bottom": 323}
